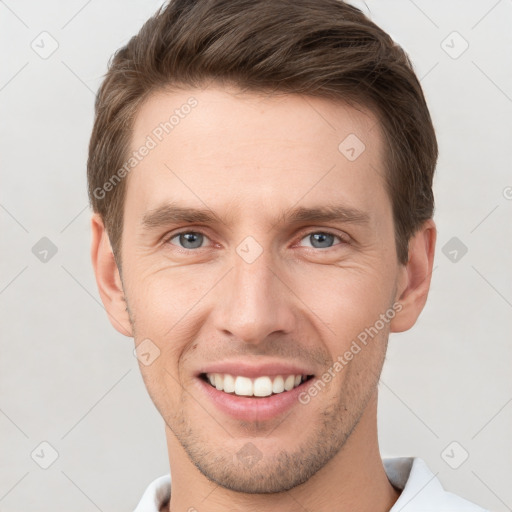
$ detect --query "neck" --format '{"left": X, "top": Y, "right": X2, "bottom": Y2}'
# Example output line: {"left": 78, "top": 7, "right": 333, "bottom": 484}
{"left": 165, "top": 391, "right": 400, "bottom": 512}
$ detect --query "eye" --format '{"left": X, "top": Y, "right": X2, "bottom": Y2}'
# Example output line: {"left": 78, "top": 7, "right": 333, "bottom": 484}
{"left": 168, "top": 231, "right": 209, "bottom": 250}
{"left": 299, "top": 231, "right": 344, "bottom": 249}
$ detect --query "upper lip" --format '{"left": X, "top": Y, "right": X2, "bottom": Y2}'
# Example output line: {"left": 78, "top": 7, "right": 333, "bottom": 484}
{"left": 196, "top": 361, "right": 316, "bottom": 379}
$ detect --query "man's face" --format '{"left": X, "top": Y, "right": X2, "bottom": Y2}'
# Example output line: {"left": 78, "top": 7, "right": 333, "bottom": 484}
{"left": 119, "top": 85, "right": 406, "bottom": 492}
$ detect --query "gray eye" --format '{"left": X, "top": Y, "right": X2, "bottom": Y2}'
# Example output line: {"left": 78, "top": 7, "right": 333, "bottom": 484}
{"left": 307, "top": 232, "right": 336, "bottom": 249}
{"left": 171, "top": 232, "right": 205, "bottom": 249}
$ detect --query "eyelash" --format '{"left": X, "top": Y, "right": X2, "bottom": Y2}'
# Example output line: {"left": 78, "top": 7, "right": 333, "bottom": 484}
{"left": 165, "top": 229, "right": 349, "bottom": 251}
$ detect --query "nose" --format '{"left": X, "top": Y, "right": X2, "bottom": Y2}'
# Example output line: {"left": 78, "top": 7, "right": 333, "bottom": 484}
{"left": 212, "top": 250, "right": 296, "bottom": 345}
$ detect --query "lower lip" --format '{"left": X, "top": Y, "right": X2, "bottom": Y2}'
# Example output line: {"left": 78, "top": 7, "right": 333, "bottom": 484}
{"left": 196, "top": 376, "right": 314, "bottom": 422}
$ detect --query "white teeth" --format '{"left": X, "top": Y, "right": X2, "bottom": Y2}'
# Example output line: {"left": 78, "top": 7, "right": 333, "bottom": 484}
{"left": 235, "top": 376, "right": 253, "bottom": 396}
{"left": 272, "top": 375, "right": 284, "bottom": 394}
{"left": 223, "top": 374, "right": 236, "bottom": 393}
{"left": 284, "top": 375, "right": 295, "bottom": 391}
{"left": 253, "top": 376, "right": 273, "bottom": 397}
{"left": 205, "top": 373, "right": 308, "bottom": 397}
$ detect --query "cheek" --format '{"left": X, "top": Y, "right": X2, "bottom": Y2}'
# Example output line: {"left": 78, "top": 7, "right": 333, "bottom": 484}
{"left": 126, "top": 266, "right": 218, "bottom": 403}
{"left": 289, "top": 264, "right": 392, "bottom": 341}
{"left": 126, "top": 264, "right": 214, "bottom": 338}
{"left": 137, "top": 358, "right": 186, "bottom": 425}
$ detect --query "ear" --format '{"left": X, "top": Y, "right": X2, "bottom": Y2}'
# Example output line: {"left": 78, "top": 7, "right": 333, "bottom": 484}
{"left": 390, "top": 219, "right": 436, "bottom": 333}
{"left": 90, "top": 213, "right": 133, "bottom": 337}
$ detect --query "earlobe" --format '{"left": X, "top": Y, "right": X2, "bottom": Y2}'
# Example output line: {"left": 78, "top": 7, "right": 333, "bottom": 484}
{"left": 390, "top": 219, "right": 436, "bottom": 333}
{"left": 90, "top": 213, "right": 133, "bottom": 337}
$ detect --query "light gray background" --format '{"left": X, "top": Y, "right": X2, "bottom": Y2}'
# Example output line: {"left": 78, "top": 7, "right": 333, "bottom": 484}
{"left": 1, "top": 0, "right": 511, "bottom": 510}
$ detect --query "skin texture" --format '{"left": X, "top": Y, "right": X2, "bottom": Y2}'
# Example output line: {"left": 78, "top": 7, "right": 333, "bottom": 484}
{"left": 91, "top": 84, "right": 436, "bottom": 512}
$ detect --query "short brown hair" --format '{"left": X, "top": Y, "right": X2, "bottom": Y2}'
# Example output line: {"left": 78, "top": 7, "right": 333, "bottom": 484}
{"left": 87, "top": 0, "right": 437, "bottom": 266}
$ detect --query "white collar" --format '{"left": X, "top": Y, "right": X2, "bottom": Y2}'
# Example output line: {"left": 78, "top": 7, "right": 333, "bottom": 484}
{"left": 134, "top": 457, "right": 488, "bottom": 511}
{"left": 383, "top": 457, "right": 487, "bottom": 511}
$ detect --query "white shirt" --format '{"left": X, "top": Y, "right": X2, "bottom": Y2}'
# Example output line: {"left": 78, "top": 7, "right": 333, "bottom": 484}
{"left": 133, "top": 457, "right": 489, "bottom": 512}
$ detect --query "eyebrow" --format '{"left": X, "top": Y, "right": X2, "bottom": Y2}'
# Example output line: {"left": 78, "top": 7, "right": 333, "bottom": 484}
{"left": 142, "top": 204, "right": 221, "bottom": 228}
{"left": 141, "top": 203, "right": 371, "bottom": 230}
{"left": 278, "top": 204, "right": 371, "bottom": 226}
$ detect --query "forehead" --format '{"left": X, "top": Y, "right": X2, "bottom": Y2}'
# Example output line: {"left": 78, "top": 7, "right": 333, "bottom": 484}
{"left": 125, "top": 85, "right": 389, "bottom": 223}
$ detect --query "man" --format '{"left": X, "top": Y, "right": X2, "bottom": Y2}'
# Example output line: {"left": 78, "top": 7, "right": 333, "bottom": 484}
{"left": 87, "top": 1, "right": 488, "bottom": 510}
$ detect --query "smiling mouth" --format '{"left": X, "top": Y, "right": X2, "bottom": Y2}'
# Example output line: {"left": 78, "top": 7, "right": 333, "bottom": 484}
{"left": 200, "top": 373, "right": 315, "bottom": 398}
